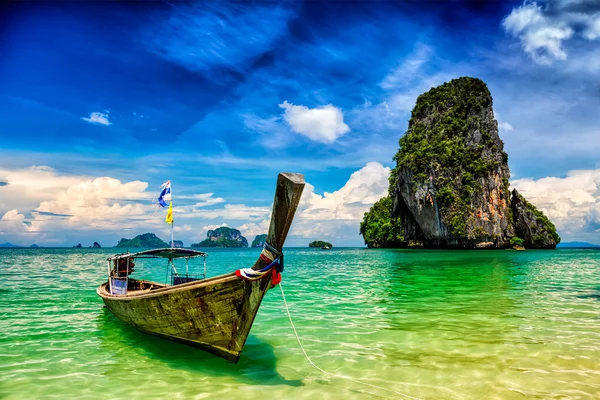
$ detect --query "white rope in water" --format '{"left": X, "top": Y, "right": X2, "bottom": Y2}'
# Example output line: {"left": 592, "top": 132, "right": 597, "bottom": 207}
{"left": 278, "top": 283, "right": 421, "bottom": 400}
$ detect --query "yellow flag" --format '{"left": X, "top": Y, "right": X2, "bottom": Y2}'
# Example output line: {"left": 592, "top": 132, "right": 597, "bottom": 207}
{"left": 166, "top": 201, "right": 173, "bottom": 224}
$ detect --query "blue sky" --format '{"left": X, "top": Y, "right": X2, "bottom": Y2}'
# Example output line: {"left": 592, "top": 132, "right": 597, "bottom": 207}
{"left": 1, "top": 0, "right": 599, "bottom": 247}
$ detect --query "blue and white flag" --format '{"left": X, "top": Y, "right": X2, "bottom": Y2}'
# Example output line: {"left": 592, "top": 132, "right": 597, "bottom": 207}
{"left": 158, "top": 180, "right": 171, "bottom": 208}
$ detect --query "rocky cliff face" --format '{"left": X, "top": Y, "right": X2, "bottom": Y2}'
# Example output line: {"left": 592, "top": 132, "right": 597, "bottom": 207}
{"left": 511, "top": 189, "right": 560, "bottom": 249}
{"left": 251, "top": 234, "right": 267, "bottom": 248}
{"left": 387, "top": 77, "right": 558, "bottom": 249}
{"left": 116, "top": 233, "right": 169, "bottom": 248}
{"left": 191, "top": 227, "right": 248, "bottom": 248}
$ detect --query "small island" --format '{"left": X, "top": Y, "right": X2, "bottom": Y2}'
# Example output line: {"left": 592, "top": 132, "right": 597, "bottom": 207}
{"left": 191, "top": 227, "right": 248, "bottom": 248}
{"left": 361, "top": 77, "right": 560, "bottom": 250}
{"left": 116, "top": 233, "right": 169, "bottom": 248}
{"left": 251, "top": 234, "right": 267, "bottom": 248}
{"left": 172, "top": 240, "right": 184, "bottom": 248}
{"left": 309, "top": 240, "right": 333, "bottom": 249}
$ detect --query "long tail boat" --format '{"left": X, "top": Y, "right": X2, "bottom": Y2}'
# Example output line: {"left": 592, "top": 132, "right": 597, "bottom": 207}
{"left": 97, "top": 172, "right": 305, "bottom": 362}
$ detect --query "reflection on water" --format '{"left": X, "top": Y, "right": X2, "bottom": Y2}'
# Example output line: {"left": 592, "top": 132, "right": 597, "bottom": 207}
{"left": 0, "top": 248, "right": 599, "bottom": 399}
{"left": 96, "top": 309, "right": 303, "bottom": 387}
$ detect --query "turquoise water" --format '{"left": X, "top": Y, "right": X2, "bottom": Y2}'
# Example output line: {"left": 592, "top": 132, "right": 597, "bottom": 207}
{"left": 1, "top": 248, "right": 599, "bottom": 399}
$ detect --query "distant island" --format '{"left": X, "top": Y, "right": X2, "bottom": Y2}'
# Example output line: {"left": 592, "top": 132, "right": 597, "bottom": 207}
{"left": 251, "top": 234, "right": 267, "bottom": 248}
{"left": 74, "top": 243, "right": 82, "bottom": 248}
{"left": 172, "top": 240, "right": 184, "bottom": 248}
{"left": 191, "top": 227, "right": 248, "bottom": 248}
{"left": 361, "top": 77, "right": 560, "bottom": 250}
{"left": 116, "top": 233, "right": 169, "bottom": 248}
{"left": 92, "top": 242, "right": 101, "bottom": 248}
{"left": 0, "top": 242, "right": 19, "bottom": 248}
{"left": 30, "top": 244, "right": 39, "bottom": 248}
{"left": 309, "top": 240, "right": 333, "bottom": 249}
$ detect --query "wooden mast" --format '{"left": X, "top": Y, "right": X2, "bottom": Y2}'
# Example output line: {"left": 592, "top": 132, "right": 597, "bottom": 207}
{"left": 252, "top": 172, "right": 305, "bottom": 270}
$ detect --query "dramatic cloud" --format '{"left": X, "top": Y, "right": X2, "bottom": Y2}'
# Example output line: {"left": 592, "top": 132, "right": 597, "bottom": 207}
{"left": 279, "top": 101, "right": 350, "bottom": 144}
{"left": 81, "top": 111, "right": 111, "bottom": 125}
{"left": 289, "top": 162, "right": 391, "bottom": 242}
{"left": 502, "top": 1, "right": 600, "bottom": 64}
{"left": 0, "top": 166, "right": 229, "bottom": 246}
{"left": 238, "top": 220, "right": 270, "bottom": 242}
{"left": 146, "top": 2, "right": 294, "bottom": 72}
{"left": 511, "top": 168, "right": 600, "bottom": 242}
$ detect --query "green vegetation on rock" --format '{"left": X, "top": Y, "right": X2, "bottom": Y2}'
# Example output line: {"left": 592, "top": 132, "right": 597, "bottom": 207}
{"left": 360, "top": 196, "right": 405, "bottom": 248}
{"left": 511, "top": 189, "right": 560, "bottom": 247}
{"left": 390, "top": 77, "right": 508, "bottom": 238}
{"left": 360, "top": 76, "right": 559, "bottom": 249}
{"left": 191, "top": 227, "right": 248, "bottom": 248}
{"left": 309, "top": 241, "right": 333, "bottom": 249}
{"left": 116, "top": 233, "right": 169, "bottom": 248}
{"left": 510, "top": 237, "right": 525, "bottom": 247}
{"left": 251, "top": 234, "right": 267, "bottom": 248}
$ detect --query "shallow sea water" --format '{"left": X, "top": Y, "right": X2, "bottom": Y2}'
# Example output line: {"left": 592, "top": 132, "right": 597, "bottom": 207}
{"left": 1, "top": 248, "right": 599, "bottom": 399}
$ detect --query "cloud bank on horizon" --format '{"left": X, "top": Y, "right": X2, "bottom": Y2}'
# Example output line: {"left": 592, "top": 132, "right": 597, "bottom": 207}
{"left": 0, "top": 0, "right": 599, "bottom": 246}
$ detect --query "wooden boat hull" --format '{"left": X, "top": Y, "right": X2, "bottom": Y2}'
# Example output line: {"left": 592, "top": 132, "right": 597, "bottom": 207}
{"left": 98, "top": 273, "right": 272, "bottom": 362}
{"left": 98, "top": 172, "right": 304, "bottom": 362}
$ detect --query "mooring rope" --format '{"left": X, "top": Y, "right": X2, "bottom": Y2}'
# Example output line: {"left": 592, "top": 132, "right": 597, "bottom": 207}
{"left": 278, "top": 284, "right": 422, "bottom": 400}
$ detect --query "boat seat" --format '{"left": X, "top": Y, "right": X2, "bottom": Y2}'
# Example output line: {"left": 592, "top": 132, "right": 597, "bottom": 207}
{"left": 173, "top": 276, "right": 202, "bottom": 285}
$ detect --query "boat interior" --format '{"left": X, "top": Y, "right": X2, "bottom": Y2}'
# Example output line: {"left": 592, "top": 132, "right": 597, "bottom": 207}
{"left": 104, "top": 248, "right": 208, "bottom": 296}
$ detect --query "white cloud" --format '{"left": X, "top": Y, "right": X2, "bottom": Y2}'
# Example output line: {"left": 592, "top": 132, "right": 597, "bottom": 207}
{"left": 279, "top": 101, "right": 350, "bottom": 143}
{"left": 0, "top": 166, "right": 229, "bottom": 246}
{"left": 175, "top": 193, "right": 226, "bottom": 212}
{"left": 289, "top": 162, "right": 390, "bottom": 241}
{"left": 499, "top": 121, "right": 514, "bottom": 131}
{"left": 502, "top": 1, "right": 600, "bottom": 64}
{"left": 380, "top": 44, "right": 433, "bottom": 90}
{"left": 82, "top": 111, "right": 111, "bottom": 126}
{"left": 198, "top": 204, "right": 271, "bottom": 220}
{"left": 174, "top": 224, "right": 192, "bottom": 233}
{"left": 583, "top": 14, "right": 600, "bottom": 40}
{"left": 200, "top": 162, "right": 391, "bottom": 245}
{"left": 238, "top": 220, "right": 270, "bottom": 242}
{"left": 503, "top": 2, "right": 573, "bottom": 63}
{"left": 511, "top": 168, "right": 600, "bottom": 241}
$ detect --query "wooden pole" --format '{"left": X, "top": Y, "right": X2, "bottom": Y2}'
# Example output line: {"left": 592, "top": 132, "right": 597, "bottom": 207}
{"left": 252, "top": 172, "right": 305, "bottom": 270}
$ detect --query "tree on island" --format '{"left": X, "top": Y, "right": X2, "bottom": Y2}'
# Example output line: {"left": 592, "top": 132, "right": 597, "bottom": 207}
{"left": 309, "top": 240, "right": 333, "bottom": 249}
{"left": 360, "top": 196, "right": 405, "bottom": 248}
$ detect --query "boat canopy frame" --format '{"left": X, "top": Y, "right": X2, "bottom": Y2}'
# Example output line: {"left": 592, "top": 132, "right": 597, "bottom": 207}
{"left": 108, "top": 248, "right": 207, "bottom": 261}
{"left": 106, "top": 248, "right": 208, "bottom": 295}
